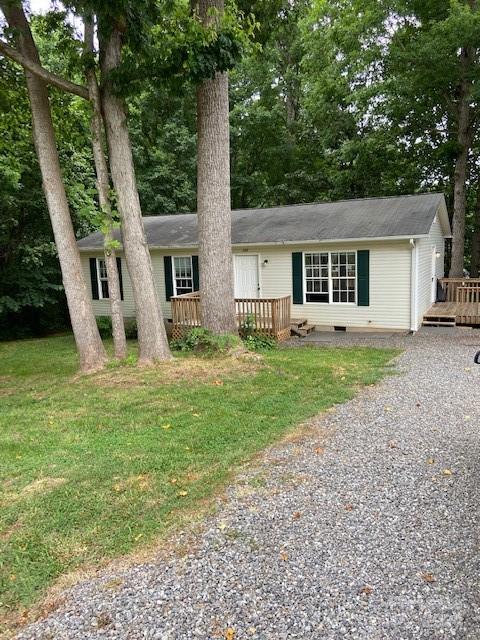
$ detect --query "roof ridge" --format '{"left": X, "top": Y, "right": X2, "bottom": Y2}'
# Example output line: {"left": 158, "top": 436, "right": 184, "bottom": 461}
{"left": 141, "top": 192, "right": 443, "bottom": 219}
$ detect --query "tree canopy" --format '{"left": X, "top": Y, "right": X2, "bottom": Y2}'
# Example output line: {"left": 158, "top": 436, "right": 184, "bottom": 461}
{"left": 1, "top": 0, "right": 479, "bottom": 337}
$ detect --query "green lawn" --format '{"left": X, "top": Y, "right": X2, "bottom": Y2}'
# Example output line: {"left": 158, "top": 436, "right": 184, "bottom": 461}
{"left": 0, "top": 335, "right": 396, "bottom": 625}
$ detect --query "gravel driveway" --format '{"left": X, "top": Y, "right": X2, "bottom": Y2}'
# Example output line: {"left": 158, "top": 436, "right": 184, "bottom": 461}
{"left": 17, "top": 329, "right": 480, "bottom": 639}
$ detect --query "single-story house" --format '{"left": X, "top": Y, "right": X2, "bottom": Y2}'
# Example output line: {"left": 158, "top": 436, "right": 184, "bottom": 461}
{"left": 77, "top": 193, "right": 451, "bottom": 333}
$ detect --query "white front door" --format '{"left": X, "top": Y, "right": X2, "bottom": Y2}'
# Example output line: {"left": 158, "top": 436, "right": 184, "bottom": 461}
{"left": 234, "top": 255, "right": 259, "bottom": 298}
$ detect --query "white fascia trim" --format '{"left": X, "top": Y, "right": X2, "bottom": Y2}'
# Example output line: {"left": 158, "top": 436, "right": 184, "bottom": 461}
{"left": 78, "top": 235, "right": 427, "bottom": 252}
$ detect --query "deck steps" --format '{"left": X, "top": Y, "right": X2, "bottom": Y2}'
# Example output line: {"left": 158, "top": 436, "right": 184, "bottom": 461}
{"left": 290, "top": 318, "right": 315, "bottom": 337}
{"left": 422, "top": 313, "right": 456, "bottom": 327}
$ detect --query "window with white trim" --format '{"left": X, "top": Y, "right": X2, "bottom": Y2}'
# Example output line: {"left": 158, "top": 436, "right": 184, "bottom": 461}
{"left": 173, "top": 256, "right": 194, "bottom": 296}
{"left": 305, "top": 252, "right": 329, "bottom": 303}
{"left": 97, "top": 258, "right": 109, "bottom": 299}
{"left": 331, "top": 252, "right": 356, "bottom": 303}
{"left": 304, "top": 251, "right": 356, "bottom": 304}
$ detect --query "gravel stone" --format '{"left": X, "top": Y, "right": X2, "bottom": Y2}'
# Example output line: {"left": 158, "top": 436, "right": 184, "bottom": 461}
{"left": 16, "top": 328, "right": 480, "bottom": 639}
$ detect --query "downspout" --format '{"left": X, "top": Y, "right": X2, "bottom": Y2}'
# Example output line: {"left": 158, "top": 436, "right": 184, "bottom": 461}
{"left": 410, "top": 238, "right": 418, "bottom": 332}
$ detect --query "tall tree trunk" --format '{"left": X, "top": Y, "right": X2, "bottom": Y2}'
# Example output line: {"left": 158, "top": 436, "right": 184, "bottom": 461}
{"left": 470, "top": 184, "right": 480, "bottom": 277}
{"left": 98, "top": 23, "right": 171, "bottom": 363}
{"left": 84, "top": 19, "right": 127, "bottom": 360}
{"left": 196, "top": 0, "right": 237, "bottom": 334}
{"left": 1, "top": 1, "right": 106, "bottom": 372}
{"left": 449, "top": 45, "right": 474, "bottom": 277}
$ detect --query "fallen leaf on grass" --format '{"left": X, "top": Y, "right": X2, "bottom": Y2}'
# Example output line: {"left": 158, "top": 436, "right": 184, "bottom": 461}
{"left": 177, "top": 490, "right": 188, "bottom": 497}
{"left": 442, "top": 469, "right": 453, "bottom": 476}
{"left": 213, "top": 380, "right": 224, "bottom": 386}
{"left": 280, "top": 551, "right": 289, "bottom": 561}
{"left": 225, "top": 628, "right": 235, "bottom": 640}
{"left": 421, "top": 572, "right": 435, "bottom": 583}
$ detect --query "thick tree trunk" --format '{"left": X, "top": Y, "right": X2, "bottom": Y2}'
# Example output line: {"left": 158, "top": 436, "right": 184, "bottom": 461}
{"left": 98, "top": 24, "right": 171, "bottom": 363}
{"left": 1, "top": 1, "right": 106, "bottom": 372}
{"left": 449, "top": 45, "right": 474, "bottom": 277}
{"left": 84, "top": 19, "right": 127, "bottom": 360}
{"left": 196, "top": 0, "right": 237, "bottom": 334}
{"left": 470, "top": 185, "right": 480, "bottom": 277}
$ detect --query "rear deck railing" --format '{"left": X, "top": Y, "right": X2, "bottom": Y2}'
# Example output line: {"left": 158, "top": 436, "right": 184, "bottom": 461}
{"left": 439, "top": 277, "right": 480, "bottom": 302}
{"left": 171, "top": 292, "right": 292, "bottom": 341}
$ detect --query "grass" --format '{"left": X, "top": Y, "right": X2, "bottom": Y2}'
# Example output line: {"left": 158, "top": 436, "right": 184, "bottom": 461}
{"left": 0, "top": 335, "right": 396, "bottom": 629}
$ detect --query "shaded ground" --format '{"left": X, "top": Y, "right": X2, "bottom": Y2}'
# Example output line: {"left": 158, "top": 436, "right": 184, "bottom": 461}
{"left": 15, "top": 329, "right": 480, "bottom": 639}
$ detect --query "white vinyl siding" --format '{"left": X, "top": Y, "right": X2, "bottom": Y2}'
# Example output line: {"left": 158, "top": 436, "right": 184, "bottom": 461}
{"left": 80, "top": 226, "right": 444, "bottom": 331}
{"left": 415, "top": 215, "right": 446, "bottom": 328}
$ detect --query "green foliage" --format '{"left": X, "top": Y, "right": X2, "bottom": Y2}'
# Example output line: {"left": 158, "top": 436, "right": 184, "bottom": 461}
{"left": 170, "top": 327, "right": 241, "bottom": 354}
{"left": 124, "top": 318, "right": 138, "bottom": 340}
{"left": 96, "top": 315, "right": 113, "bottom": 338}
{"left": 239, "top": 312, "right": 256, "bottom": 336}
{"left": 243, "top": 333, "right": 276, "bottom": 351}
{"left": 96, "top": 316, "right": 137, "bottom": 339}
{"left": 0, "top": 335, "right": 395, "bottom": 620}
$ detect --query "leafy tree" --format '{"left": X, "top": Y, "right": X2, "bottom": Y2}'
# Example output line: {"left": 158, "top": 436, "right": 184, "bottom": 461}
{"left": 0, "top": 0, "right": 107, "bottom": 371}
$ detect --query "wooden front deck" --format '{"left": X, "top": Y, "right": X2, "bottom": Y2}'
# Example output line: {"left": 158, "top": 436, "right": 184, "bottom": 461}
{"left": 423, "top": 278, "right": 480, "bottom": 326}
{"left": 171, "top": 292, "right": 292, "bottom": 341}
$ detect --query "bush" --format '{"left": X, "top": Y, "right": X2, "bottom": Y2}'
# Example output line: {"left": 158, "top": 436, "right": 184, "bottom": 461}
{"left": 96, "top": 316, "right": 112, "bottom": 339}
{"left": 170, "top": 328, "right": 241, "bottom": 354}
{"left": 243, "top": 334, "right": 277, "bottom": 352}
{"left": 96, "top": 317, "right": 137, "bottom": 340}
{"left": 124, "top": 319, "right": 137, "bottom": 340}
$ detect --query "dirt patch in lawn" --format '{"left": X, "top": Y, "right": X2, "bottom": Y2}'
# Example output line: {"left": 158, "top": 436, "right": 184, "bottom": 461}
{"left": 91, "top": 354, "right": 265, "bottom": 389}
{"left": 21, "top": 477, "right": 67, "bottom": 497}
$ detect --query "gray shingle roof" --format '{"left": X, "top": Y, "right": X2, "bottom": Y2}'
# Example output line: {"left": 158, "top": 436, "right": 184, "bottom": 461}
{"left": 77, "top": 193, "right": 446, "bottom": 250}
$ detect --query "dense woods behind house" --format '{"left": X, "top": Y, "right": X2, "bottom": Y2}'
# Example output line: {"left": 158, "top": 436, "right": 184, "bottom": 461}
{"left": 1, "top": 0, "right": 480, "bottom": 341}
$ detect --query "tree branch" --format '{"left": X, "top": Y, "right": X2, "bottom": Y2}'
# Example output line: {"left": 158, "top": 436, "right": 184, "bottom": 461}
{"left": 0, "top": 39, "right": 89, "bottom": 100}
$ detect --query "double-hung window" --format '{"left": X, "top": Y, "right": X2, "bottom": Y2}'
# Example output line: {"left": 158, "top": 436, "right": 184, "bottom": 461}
{"left": 305, "top": 252, "right": 329, "bottom": 303}
{"left": 304, "top": 251, "right": 356, "bottom": 304}
{"left": 96, "top": 258, "right": 109, "bottom": 299}
{"left": 173, "top": 256, "right": 194, "bottom": 296}
{"left": 331, "top": 252, "right": 356, "bottom": 303}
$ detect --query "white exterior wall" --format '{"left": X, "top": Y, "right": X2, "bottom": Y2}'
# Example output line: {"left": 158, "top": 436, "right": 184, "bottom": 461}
{"left": 414, "top": 215, "right": 446, "bottom": 328}
{"left": 81, "top": 240, "right": 413, "bottom": 331}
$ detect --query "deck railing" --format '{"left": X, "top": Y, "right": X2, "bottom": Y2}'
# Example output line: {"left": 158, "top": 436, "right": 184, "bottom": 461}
{"left": 456, "top": 286, "right": 480, "bottom": 304}
{"left": 171, "top": 292, "right": 292, "bottom": 341}
{"left": 439, "top": 278, "right": 480, "bottom": 302}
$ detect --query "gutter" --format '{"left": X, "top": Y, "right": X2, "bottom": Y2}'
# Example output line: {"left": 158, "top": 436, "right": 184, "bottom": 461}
{"left": 78, "top": 235, "right": 429, "bottom": 252}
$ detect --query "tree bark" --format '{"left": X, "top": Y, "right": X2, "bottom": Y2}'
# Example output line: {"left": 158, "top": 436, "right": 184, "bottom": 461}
{"left": 1, "top": 1, "right": 107, "bottom": 372}
{"left": 98, "top": 23, "right": 171, "bottom": 363}
{"left": 84, "top": 19, "right": 127, "bottom": 360}
{"left": 0, "top": 39, "right": 89, "bottom": 99}
{"left": 196, "top": 0, "right": 237, "bottom": 334}
{"left": 470, "top": 184, "right": 480, "bottom": 277}
{"left": 449, "top": 44, "right": 475, "bottom": 277}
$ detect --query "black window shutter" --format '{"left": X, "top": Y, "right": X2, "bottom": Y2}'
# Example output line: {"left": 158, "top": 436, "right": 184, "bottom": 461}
{"left": 164, "top": 256, "right": 174, "bottom": 301}
{"left": 357, "top": 250, "right": 370, "bottom": 306}
{"left": 292, "top": 252, "right": 303, "bottom": 304}
{"left": 116, "top": 257, "right": 124, "bottom": 301}
{"left": 90, "top": 257, "right": 99, "bottom": 300}
{"left": 192, "top": 255, "right": 199, "bottom": 292}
